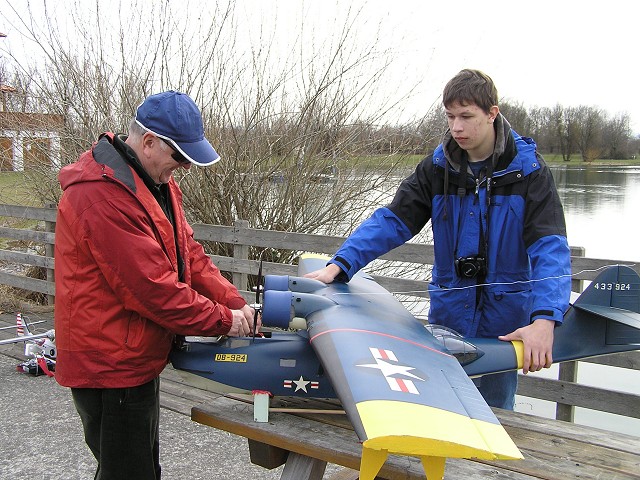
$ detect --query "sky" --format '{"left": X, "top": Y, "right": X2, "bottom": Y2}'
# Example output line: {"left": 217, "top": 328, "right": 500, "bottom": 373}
{"left": 1, "top": 0, "right": 639, "bottom": 132}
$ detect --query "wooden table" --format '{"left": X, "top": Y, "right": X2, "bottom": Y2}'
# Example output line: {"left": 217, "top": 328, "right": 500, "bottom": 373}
{"left": 191, "top": 395, "right": 640, "bottom": 480}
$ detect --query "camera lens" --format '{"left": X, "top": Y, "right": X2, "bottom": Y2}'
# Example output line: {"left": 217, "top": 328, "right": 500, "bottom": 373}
{"left": 461, "top": 261, "right": 479, "bottom": 278}
{"left": 455, "top": 256, "right": 486, "bottom": 279}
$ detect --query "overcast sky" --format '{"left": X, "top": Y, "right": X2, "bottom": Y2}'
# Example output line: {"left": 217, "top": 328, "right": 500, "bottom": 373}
{"left": 275, "top": 0, "right": 638, "bottom": 132}
{"left": 2, "top": 0, "right": 638, "bottom": 133}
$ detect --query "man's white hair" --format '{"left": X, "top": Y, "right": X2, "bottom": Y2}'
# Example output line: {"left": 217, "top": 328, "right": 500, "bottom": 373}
{"left": 128, "top": 119, "right": 169, "bottom": 151}
{"left": 128, "top": 119, "right": 147, "bottom": 139}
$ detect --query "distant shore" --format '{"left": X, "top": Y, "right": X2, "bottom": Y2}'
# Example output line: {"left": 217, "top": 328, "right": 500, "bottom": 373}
{"left": 363, "top": 154, "right": 640, "bottom": 169}
{"left": 541, "top": 154, "right": 639, "bottom": 166}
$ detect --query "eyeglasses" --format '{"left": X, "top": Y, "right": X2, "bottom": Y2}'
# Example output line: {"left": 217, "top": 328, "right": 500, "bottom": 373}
{"left": 160, "top": 138, "right": 190, "bottom": 165}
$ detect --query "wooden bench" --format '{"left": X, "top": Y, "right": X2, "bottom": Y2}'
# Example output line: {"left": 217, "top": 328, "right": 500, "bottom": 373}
{"left": 191, "top": 394, "right": 640, "bottom": 480}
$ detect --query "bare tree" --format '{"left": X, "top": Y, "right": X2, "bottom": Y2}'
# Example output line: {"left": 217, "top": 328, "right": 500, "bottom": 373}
{"left": 545, "top": 104, "right": 576, "bottom": 161}
{"left": 602, "top": 112, "right": 631, "bottom": 160}
{"left": 499, "top": 100, "right": 530, "bottom": 135}
{"left": 1, "top": 0, "right": 430, "bottom": 275}
{"left": 574, "top": 106, "right": 604, "bottom": 162}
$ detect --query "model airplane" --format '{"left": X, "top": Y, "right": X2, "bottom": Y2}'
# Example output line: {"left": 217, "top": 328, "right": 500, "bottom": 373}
{"left": 170, "top": 255, "right": 640, "bottom": 480}
{"left": 0, "top": 313, "right": 56, "bottom": 376}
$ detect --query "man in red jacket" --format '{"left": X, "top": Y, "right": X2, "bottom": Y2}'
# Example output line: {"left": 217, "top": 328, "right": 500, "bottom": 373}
{"left": 54, "top": 91, "right": 258, "bottom": 479}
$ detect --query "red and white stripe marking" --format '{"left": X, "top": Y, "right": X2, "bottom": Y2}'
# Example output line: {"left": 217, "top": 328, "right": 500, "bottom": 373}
{"left": 370, "top": 347, "right": 397, "bottom": 362}
{"left": 386, "top": 376, "right": 419, "bottom": 394}
{"left": 364, "top": 347, "right": 421, "bottom": 395}
{"left": 16, "top": 313, "right": 24, "bottom": 336}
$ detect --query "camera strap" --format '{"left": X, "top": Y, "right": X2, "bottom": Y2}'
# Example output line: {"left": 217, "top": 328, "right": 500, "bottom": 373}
{"left": 452, "top": 154, "right": 493, "bottom": 275}
{"left": 483, "top": 160, "right": 494, "bottom": 269}
{"left": 457, "top": 153, "right": 469, "bottom": 199}
{"left": 452, "top": 154, "right": 469, "bottom": 258}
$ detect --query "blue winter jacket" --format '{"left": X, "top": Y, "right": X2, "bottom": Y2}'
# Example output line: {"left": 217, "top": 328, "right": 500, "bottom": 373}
{"left": 329, "top": 115, "right": 571, "bottom": 338}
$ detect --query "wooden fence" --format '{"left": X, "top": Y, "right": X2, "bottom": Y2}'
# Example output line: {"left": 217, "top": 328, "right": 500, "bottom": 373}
{"left": 1, "top": 203, "right": 639, "bottom": 426}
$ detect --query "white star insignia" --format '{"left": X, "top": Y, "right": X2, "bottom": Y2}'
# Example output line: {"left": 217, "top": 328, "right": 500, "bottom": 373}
{"left": 357, "top": 357, "right": 423, "bottom": 381}
{"left": 292, "top": 375, "right": 311, "bottom": 393}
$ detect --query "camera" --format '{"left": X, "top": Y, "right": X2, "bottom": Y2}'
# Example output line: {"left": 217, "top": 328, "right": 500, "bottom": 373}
{"left": 454, "top": 255, "right": 486, "bottom": 279}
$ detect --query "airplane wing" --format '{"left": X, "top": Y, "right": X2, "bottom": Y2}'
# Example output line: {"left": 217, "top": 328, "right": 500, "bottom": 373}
{"left": 0, "top": 331, "right": 54, "bottom": 346}
{"left": 283, "top": 254, "right": 522, "bottom": 479}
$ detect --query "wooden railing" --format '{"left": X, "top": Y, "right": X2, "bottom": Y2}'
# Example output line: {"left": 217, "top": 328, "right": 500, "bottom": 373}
{"left": 1, "top": 203, "right": 639, "bottom": 424}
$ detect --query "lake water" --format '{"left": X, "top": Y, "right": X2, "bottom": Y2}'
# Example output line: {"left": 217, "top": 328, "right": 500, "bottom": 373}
{"left": 553, "top": 165, "right": 640, "bottom": 262}
{"left": 515, "top": 165, "right": 640, "bottom": 437}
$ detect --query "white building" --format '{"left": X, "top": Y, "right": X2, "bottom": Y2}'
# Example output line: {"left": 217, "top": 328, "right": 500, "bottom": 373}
{"left": 0, "top": 111, "right": 64, "bottom": 171}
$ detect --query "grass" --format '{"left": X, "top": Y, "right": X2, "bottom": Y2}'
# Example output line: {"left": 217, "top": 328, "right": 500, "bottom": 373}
{"left": 0, "top": 172, "right": 43, "bottom": 249}
{"left": 348, "top": 153, "right": 640, "bottom": 169}
{"left": 0, "top": 172, "right": 40, "bottom": 206}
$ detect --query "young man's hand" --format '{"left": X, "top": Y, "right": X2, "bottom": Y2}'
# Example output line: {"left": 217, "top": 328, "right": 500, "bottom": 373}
{"left": 498, "top": 319, "right": 555, "bottom": 374}
{"left": 303, "top": 263, "right": 342, "bottom": 283}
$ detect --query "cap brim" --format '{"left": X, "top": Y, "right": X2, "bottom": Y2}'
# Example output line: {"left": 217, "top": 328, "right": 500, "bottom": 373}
{"left": 135, "top": 120, "right": 221, "bottom": 167}
{"left": 175, "top": 139, "right": 221, "bottom": 167}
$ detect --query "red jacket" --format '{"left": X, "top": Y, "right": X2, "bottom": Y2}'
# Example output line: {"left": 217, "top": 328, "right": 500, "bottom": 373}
{"left": 54, "top": 133, "right": 246, "bottom": 388}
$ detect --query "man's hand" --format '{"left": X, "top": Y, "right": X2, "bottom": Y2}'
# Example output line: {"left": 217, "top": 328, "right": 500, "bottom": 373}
{"left": 242, "top": 304, "right": 261, "bottom": 334}
{"left": 498, "top": 319, "right": 555, "bottom": 374}
{"left": 303, "top": 263, "right": 342, "bottom": 283}
{"left": 227, "top": 305, "right": 256, "bottom": 337}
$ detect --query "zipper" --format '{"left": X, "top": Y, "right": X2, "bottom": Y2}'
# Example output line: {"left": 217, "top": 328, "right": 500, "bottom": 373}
{"left": 474, "top": 174, "right": 487, "bottom": 204}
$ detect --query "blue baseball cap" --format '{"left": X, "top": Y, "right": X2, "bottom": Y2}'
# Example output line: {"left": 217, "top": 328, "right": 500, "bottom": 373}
{"left": 135, "top": 91, "right": 220, "bottom": 166}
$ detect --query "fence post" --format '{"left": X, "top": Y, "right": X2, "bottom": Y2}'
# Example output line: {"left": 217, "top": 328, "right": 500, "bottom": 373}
{"left": 232, "top": 219, "right": 249, "bottom": 291}
{"left": 45, "top": 202, "right": 57, "bottom": 306}
{"left": 555, "top": 246, "right": 586, "bottom": 422}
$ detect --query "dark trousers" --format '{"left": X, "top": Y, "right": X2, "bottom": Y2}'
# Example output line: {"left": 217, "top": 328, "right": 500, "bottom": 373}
{"left": 72, "top": 377, "right": 161, "bottom": 480}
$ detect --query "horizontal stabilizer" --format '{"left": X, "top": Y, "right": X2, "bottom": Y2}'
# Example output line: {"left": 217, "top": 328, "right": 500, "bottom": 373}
{"left": 570, "top": 265, "right": 640, "bottom": 347}
{"left": 573, "top": 304, "right": 640, "bottom": 330}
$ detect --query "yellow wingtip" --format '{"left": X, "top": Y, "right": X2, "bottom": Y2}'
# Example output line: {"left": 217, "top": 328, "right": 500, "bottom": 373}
{"left": 358, "top": 400, "right": 523, "bottom": 460}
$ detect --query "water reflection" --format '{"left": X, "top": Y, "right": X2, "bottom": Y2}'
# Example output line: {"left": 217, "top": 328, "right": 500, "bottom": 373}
{"left": 552, "top": 166, "right": 639, "bottom": 209}
{"left": 550, "top": 165, "right": 640, "bottom": 261}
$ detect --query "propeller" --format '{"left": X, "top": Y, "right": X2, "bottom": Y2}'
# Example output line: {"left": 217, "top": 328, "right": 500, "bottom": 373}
{"left": 251, "top": 259, "right": 264, "bottom": 341}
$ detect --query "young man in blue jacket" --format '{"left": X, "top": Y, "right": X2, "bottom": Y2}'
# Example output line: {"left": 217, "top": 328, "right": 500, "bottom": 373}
{"left": 306, "top": 69, "right": 571, "bottom": 409}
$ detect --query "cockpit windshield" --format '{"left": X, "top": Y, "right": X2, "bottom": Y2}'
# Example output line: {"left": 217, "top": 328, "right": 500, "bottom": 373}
{"left": 424, "top": 324, "right": 484, "bottom": 365}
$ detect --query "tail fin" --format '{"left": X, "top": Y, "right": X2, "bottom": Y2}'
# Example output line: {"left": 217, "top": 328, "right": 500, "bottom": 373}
{"left": 572, "top": 265, "right": 640, "bottom": 334}
{"left": 17, "top": 313, "right": 36, "bottom": 337}
{"left": 553, "top": 265, "right": 640, "bottom": 361}
{"left": 574, "top": 265, "right": 639, "bottom": 311}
